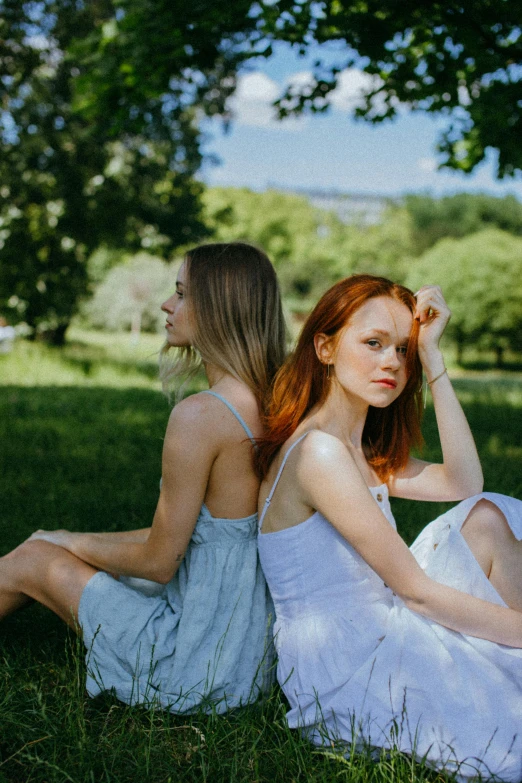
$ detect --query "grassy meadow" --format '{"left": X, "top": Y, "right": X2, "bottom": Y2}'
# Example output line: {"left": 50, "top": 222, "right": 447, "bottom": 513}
{"left": 1, "top": 331, "right": 522, "bottom": 782}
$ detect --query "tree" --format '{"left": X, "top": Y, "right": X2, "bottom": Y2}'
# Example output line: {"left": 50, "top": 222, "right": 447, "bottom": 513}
{"left": 404, "top": 193, "right": 522, "bottom": 254}
{"left": 71, "top": 1, "right": 522, "bottom": 179}
{"left": 69, "top": 0, "right": 271, "bottom": 138}
{"left": 337, "top": 206, "right": 415, "bottom": 283}
{"left": 0, "top": 1, "right": 218, "bottom": 343}
{"left": 407, "top": 229, "right": 522, "bottom": 366}
{"left": 203, "top": 188, "right": 415, "bottom": 313}
{"left": 203, "top": 187, "right": 354, "bottom": 309}
{"left": 84, "top": 253, "right": 178, "bottom": 337}
{"left": 263, "top": 0, "right": 522, "bottom": 178}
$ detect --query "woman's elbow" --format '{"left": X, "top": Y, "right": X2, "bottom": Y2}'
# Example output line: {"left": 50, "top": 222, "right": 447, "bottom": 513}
{"left": 455, "top": 475, "right": 484, "bottom": 500}
{"left": 444, "top": 467, "right": 484, "bottom": 500}
{"left": 141, "top": 542, "right": 184, "bottom": 584}
{"left": 149, "top": 564, "right": 178, "bottom": 584}
{"left": 401, "top": 593, "right": 430, "bottom": 616}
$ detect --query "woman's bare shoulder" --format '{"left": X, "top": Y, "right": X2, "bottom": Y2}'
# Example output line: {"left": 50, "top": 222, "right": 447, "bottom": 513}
{"left": 165, "top": 389, "right": 259, "bottom": 446}
{"left": 291, "top": 429, "right": 353, "bottom": 475}
{"left": 164, "top": 393, "right": 224, "bottom": 445}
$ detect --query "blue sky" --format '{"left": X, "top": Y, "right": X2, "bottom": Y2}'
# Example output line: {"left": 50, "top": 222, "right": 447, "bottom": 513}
{"left": 200, "top": 43, "right": 522, "bottom": 199}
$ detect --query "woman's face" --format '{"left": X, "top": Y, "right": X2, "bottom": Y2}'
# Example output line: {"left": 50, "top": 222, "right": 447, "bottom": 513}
{"left": 319, "top": 295, "right": 413, "bottom": 409}
{"left": 161, "top": 262, "right": 194, "bottom": 347}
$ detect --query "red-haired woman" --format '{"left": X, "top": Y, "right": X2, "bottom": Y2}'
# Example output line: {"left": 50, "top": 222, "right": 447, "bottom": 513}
{"left": 257, "top": 275, "right": 522, "bottom": 781}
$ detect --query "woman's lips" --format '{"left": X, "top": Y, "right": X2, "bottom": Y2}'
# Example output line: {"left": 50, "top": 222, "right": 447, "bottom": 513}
{"left": 374, "top": 379, "right": 397, "bottom": 388}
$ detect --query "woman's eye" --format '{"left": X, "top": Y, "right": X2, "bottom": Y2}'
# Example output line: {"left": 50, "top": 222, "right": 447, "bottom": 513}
{"left": 397, "top": 345, "right": 408, "bottom": 356}
{"left": 175, "top": 290, "right": 183, "bottom": 299}
{"left": 367, "top": 339, "right": 380, "bottom": 347}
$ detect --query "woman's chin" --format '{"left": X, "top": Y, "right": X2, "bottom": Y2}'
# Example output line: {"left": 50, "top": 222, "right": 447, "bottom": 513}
{"left": 165, "top": 335, "right": 190, "bottom": 348}
{"left": 369, "top": 390, "right": 402, "bottom": 408}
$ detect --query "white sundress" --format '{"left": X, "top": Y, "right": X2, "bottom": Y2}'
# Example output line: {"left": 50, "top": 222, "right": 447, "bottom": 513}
{"left": 257, "top": 433, "right": 522, "bottom": 781}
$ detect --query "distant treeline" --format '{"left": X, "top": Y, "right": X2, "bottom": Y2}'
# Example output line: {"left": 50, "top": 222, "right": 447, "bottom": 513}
{"left": 81, "top": 188, "right": 522, "bottom": 367}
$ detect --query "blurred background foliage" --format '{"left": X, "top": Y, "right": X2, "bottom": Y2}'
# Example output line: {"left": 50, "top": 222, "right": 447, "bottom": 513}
{"left": 1, "top": 0, "right": 522, "bottom": 366}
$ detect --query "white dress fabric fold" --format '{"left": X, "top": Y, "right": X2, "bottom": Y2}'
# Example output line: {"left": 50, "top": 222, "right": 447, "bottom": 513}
{"left": 258, "top": 485, "right": 522, "bottom": 781}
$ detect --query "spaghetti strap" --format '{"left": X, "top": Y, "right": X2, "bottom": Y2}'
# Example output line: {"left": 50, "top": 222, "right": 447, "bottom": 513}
{"left": 202, "top": 390, "right": 258, "bottom": 450}
{"left": 259, "top": 432, "right": 311, "bottom": 530}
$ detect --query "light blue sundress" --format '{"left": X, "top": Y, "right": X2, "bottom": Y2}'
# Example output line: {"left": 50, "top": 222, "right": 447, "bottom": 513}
{"left": 78, "top": 391, "right": 274, "bottom": 713}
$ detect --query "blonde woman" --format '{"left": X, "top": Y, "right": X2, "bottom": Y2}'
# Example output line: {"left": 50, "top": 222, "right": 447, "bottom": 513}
{"left": 0, "top": 242, "right": 286, "bottom": 713}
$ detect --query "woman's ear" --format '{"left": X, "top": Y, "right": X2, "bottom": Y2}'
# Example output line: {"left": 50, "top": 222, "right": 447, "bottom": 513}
{"left": 314, "top": 333, "right": 334, "bottom": 365}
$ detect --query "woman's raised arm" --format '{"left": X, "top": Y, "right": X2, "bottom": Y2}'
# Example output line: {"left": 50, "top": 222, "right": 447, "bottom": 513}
{"left": 28, "top": 394, "right": 220, "bottom": 583}
{"left": 297, "top": 431, "right": 522, "bottom": 648}
{"left": 389, "top": 285, "right": 483, "bottom": 502}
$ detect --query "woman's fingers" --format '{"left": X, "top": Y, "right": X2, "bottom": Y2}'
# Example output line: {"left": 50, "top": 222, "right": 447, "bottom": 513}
{"left": 414, "top": 285, "right": 451, "bottom": 324}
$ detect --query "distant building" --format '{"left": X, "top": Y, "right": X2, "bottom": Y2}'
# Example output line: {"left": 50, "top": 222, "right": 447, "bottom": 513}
{"left": 273, "top": 185, "right": 397, "bottom": 225}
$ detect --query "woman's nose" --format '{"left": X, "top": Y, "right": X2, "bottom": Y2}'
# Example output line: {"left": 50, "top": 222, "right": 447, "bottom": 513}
{"left": 382, "top": 346, "right": 400, "bottom": 369}
{"left": 161, "top": 295, "right": 174, "bottom": 314}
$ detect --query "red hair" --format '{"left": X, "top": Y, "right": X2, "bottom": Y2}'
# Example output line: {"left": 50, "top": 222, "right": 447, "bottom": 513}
{"left": 256, "top": 274, "right": 423, "bottom": 481}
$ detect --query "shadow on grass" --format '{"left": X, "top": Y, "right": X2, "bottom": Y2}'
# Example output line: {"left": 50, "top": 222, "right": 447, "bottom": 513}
{"left": 44, "top": 338, "right": 161, "bottom": 380}
{"left": 459, "top": 359, "right": 522, "bottom": 372}
{"left": 3, "top": 379, "right": 522, "bottom": 549}
{"left": 0, "top": 385, "right": 170, "bottom": 553}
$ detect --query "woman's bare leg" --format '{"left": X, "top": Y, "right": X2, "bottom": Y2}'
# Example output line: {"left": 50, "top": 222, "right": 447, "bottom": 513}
{"left": 0, "top": 540, "right": 97, "bottom": 628}
{"left": 461, "top": 499, "right": 522, "bottom": 611}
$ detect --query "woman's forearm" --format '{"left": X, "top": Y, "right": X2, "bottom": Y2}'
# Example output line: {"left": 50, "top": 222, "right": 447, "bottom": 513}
{"left": 421, "top": 347, "right": 483, "bottom": 496}
{"left": 36, "top": 530, "right": 177, "bottom": 584}
{"left": 89, "top": 528, "right": 151, "bottom": 544}
{"left": 72, "top": 532, "right": 178, "bottom": 583}
{"left": 404, "top": 575, "right": 522, "bottom": 648}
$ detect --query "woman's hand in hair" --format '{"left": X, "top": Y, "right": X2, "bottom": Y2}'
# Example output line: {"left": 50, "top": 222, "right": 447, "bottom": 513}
{"left": 414, "top": 286, "right": 451, "bottom": 379}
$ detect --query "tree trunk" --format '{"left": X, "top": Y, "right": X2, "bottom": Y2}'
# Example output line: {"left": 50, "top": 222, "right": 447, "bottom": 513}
{"left": 131, "top": 310, "right": 142, "bottom": 344}
{"left": 456, "top": 339, "right": 464, "bottom": 366}
{"left": 36, "top": 322, "right": 69, "bottom": 346}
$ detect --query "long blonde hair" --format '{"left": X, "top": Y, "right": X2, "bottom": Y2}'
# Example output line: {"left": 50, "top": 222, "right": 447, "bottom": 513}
{"left": 160, "top": 242, "right": 286, "bottom": 405}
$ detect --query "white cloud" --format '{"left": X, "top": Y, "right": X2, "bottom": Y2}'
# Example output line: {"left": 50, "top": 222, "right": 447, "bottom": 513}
{"left": 418, "top": 157, "right": 438, "bottom": 173}
{"left": 229, "top": 72, "right": 307, "bottom": 131}
{"left": 228, "top": 66, "right": 400, "bottom": 130}
{"left": 330, "top": 68, "right": 405, "bottom": 118}
{"left": 329, "top": 69, "right": 377, "bottom": 112}
{"left": 235, "top": 72, "right": 280, "bottom": 103}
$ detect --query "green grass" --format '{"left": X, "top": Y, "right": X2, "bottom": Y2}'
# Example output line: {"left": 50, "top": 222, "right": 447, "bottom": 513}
{"left": 1, "top": 332, "right": 521, "bottom": 782}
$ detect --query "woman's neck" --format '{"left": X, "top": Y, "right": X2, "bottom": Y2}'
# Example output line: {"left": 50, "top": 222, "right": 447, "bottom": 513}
{"left": 203, "top": 361, "right": 226, "bottom": 388}
{"left": 306, "top": 383, "right": 369, "bottom": 450}
{"left": 204, "top": 362, "right": 246, "bottom": 396}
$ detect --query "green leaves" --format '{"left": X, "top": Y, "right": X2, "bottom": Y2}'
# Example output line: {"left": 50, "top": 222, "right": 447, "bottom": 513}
{"left": 260, "top": 0, "right": 522, "bottom": 177}
{"left": 0, "top": 1, "right": 209, "bottom": 342}
{"left": 407, "top": 228, "right": 522, "bottom": 366}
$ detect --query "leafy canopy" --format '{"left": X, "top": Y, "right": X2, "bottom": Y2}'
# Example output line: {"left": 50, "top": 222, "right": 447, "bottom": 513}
{"left": 71, "top": 0, "right": 522, "bottom": 178}
{"left": 262, "top": 0, "right": 522, "bottom": 178}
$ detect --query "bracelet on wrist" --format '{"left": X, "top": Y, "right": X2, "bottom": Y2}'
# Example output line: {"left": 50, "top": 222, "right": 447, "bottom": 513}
{"left": 427, "top": 367, "right": 447, "bottom": 386}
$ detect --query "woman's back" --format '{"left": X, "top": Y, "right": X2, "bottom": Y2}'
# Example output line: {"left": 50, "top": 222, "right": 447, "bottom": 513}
{"left": 198, "top": 384, "right": 262, "bottom": 519}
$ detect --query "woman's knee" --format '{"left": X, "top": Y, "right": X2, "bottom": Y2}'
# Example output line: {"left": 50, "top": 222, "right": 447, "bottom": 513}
{"left": 462, "top": 499, "right": 508, "bottom": 540}
{"left": 3, "top": 540, "right": 83, "bottom": 590}
{"left": 461, "top": 500, "right": 510, "bottom": 578}
{"left": 461, "top": 499, "right": 515, "bottom": 576}
{"left": 3, "top": 539, "right": 51, "bottom": 566}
